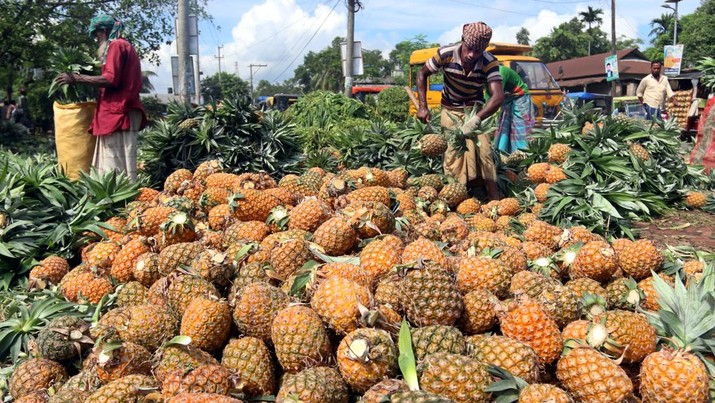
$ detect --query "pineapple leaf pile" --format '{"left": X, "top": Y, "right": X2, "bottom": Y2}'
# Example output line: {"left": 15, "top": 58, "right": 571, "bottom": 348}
{"left": 0, "top": 152, "right": 139, "bottom": 287}
{"left": 516, "top": 104, "right": 714, "bottom": 237}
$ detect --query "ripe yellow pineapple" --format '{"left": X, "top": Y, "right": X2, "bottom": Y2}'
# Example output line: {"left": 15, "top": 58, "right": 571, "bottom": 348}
{"left": 420, "top": 352, "right": 491, "bottom": 403}
{"left": 161, "top": 364, "right": 233, "bottom": 398}
{"left": 570, "top": 241, "right": 619, "bottom": 282}
{"left": 88, "top": 341, "right": 152, "bottom": 383}
{"left": 438, "top": 182, "right": 468, "bottom": 208}
{"left": 360, "top": 238, "right": 402, "bottom": 282}
{"left": 232, "top": 282, "right": 289, "bottom": 343}
{"left": 499, "top": 297, "right": 563, "bottom": 365}
{"left": 229, "top": 189, "right": 282, "bottom": 222}
{"left": 523, "top": 220, "right": 562, "bottom": 250}
{"left": 205, "top": 172, "right": 240, "bottom": 190}
{"left": 311, "top": 276, "right": 372, "bottom": 335}
{"left": 456, "top": 198, "right": 481, "bottom": 215}
{"left": 548, "top": 143, "right": 572, "bottom": 164}
{"left": 468, "top": 335, "right": 540, "bottom": 383}
{"left": 591, "top": 310, "right": 657, "bottom": 363}
{"left": 271, "top": 305, "right": 331, "bottom": 373}
{"left": 153, "top": 342, "right": 219, "bottom": 383}
{"left": 411, "top": 325, "right": 467, "bottom": 361}
{"left": 526, "top": 162, "right": 550, "bottom": 183}
{"left": 611, "top": 239, "right": 663, "bottom": 280}
{"left": 400, "top": 264, "right": 463, "bottom": 327}
{"left": 180, "top": 296, "right": 231, "bottom": 353}
{"left": 312, "top": 216, "right": 358, "bottom": 256}
{"left": 420, "top": 133, "right": 448, "bottom": 157}
{"left": 9, "top": 358, "right": 68, "bottom": 400}
{"left": 518, "top": 384, "right": 573, "bottom": 403}
{"left": 401, "top": 236, "right": 449, "bottom": 268}
{"left": 221, "top": 337, "right": 275, "bottom": 396}
{"left": 277, "top": 366, "right": 349, "bottom": 403}
{"left": 534, "top": 183, "right": 551, "bottom": 203}
{"left": 629, "top": 142, "right": 651, "bottom": 161}
{"left": 459, "top": 288, "right": 497, "bottom": 334}
{"left": 29, "top": 256, "right": 70, "bottom": 288}
{"left": 556, "top": 345, "right": 633, "bottom": 402}
{"left": 164, "top": 169, "right": 193, "bottom": 193}
{"left": 684, "top": 190, "right": 707, "bottom": 209}
{"left": 456, "top": 256, "right": 511, "bottom": 298}
{"left": 361, "top": 379, "right": 409, "bottom": 403}
{"left": 268, "top": 238, "right": 312, "bottom": 281}
{"left": 545, "top": 165, "right": 567, "bottom": 183}
{"left": 497, "top": 197, "right": 521, "bottom": 216}
{"left": 84, "top": 374, "right": 157, "bottom": 403}
{"left": 115, "top": 281, "right": 149, "bottom": 307}
{"left": 110, "top": 237, "right": 151, "bottom": 283}
{"left": 336, "top": 328, "right": 398, "bottom": 393}
{"left": 117, "top": 304, "right": 178, "bottom": 352}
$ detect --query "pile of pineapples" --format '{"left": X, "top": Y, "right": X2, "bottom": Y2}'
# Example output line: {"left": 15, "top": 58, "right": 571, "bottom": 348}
{"left": 7, "top": 160, "right": 715, "bottom": 403}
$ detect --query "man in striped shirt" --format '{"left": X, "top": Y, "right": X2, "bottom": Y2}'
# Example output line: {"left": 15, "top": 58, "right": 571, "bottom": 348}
{"left": 416, "top": 21, "right": 504, "bottom": 200}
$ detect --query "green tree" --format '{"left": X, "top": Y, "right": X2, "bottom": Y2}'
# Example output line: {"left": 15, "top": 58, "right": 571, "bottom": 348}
{"left": 254, "top": 79, "right": 302, "bottom": 97}
{"left": 141, "top": 71, "right": 157, "bottom": 94}
{"left": 532, "top": 18, "right": 591, "bottom": 62}
{"left": 361, "top": 49, "right": 392, "bottom": 81}
{"left": 201, "top": 72, "right": 249, "bottom": 102}
{"left": 388, "top": 35, "right": 440, "bottom": 86}
{"left": 0, "top": 1, "right": 209, "bottom": 101}
{"left": 678, "top": 0, "right": 715, "bottom": 67}
{"left": 579, "top": 6, "right": 604, "bottom": 55}
{"left": 293, "top": 37, "right": 344, "bottom": 92}
{"left": 516, "top": 28, "right": 530, "bottom": 46}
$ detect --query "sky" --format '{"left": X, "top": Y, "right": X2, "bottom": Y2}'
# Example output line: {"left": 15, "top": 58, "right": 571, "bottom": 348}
{"left": 142, "top": 0, "right": 700, "bottom": 94}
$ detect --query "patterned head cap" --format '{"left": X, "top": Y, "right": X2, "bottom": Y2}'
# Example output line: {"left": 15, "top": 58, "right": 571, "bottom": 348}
{"left": 462, "top": 22, "right": 492, "bottom": 51}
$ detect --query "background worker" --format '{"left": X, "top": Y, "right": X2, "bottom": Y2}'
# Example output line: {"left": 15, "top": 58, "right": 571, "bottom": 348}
{"left": 416, "top": 21, "right": 504, "bottom": 200}
{"left": 486, "top": 65, "right": 535, "bottom": 153}
{"left": 637, "top": 61, "right": 678, "bottom": 121}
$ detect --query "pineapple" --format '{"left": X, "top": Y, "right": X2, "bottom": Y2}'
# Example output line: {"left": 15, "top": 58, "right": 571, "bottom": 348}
{"left": 556, "top": 345, "right": 633, "bottom": 403}
{"left": 497, "top": 197, "right": 521, "bottom": 216}
{"left": 312, "top": 217, "right": 358, "bottom": 256}
{"left": 189, "top": 249, "right": 233, "bottom": 287}
{"left": 164, "top": 169, "right": 193, "bottom": 193}
{"left": 229, "top": 189, "right": 282, "bottom": 222}
{"left": 84, "top": 241, "right": 121, "bottom": 269}
{"left": 88, "top": 341, "right": 152, "bottom": 383}
{"left": 268, "top": 238, "right": 313, "bottom": 281}
{"left": 420, "top": 352, "right": 490, "bottom": 403}
{"left": 535, "top": 284, "right": 581, "bottom": 328}
{"left": 222, "top": 337, "right": 275, "bottom": 396}
{"left": 168, "top": 393, "right": 242, "bottom": 403}
{"left": 523, "top": 220, "right": 562, "bottom": 250}
{"left": 205, "top": 172, "right": 240, "bottom": 190}
{"left": 360, "top": 379, "right": 408, "bottom": 403}
{"left": 115, "top": 281, "right": 149, "bottom": 307}
{"left": 132, "top": 252, "right": 161, "bottom": 287}
{"left": 161, "top": 364, "right": 233, "bottom": 398}
{"left": 411, "top": 325, "right": 466, "bottom": 361}
{"left": 117, "top": 304, "right": 178, "bottom": 352}
{"left": 277, "top": 366, "right": 349, "bottom": 403}
{"left": 401, "top": 237, "right": 449, "bottom": 269}
{"left": 223, "top": 220, "right": 271, "bottom": 243}
{"left": 638, "top": 270, "right": 713, "bottom": 403}
{"left": 629, "top": 143, "right": 651, "bottom": 161}
{"left": 102, "top": 216, "right": 127, "bottom": 243}
{"left": 232, "top": 282, "right": 289, "bottom": 343}
{"left": 153, "top": 342, "right": 219, "bottom": 383}
{"left": 605, "top": 277, "right": 643, "bottom": 310}
{"left": 468, "top": 334, "right": 540, "bottom": 383}
{"left": 570, "top": 241, "right": 619, "bottom": 283}
{"left": 547, "top": 143, "right": 572, "bottom": 164}
{"left": 387, "top": 168, "right": 409, "bottom": 189}
{"left": 455, "top": 198, "right": 481, "bottom": 215}
{"left": 438, "top": 182, "right": 468, "bottom": 209}
{"left": 564, "top": 277, "right": 609, "bottom": 301}
{"left": 180, "top": 296, "right": 231, "bottom": 353}
{"left": 638, "top": 274, "right": 674, "bottom": 311}
{"left": 399, "top": 264, "right": 463, "bottom": 326}
{"left": 165, "top": 273, "right": 220, "bottom": 316}
{"left": 534, "top": 183, "right": 551, "bottom": 203}
{"left": 456, "top": 256, "right": 511, "bottom": 298}
{"left": 526, "top": 162, "right": 550, "bottom": 183}
{"left": 459, "top": 288, "right": 497, "bottom": 335}
{"left": 684, "top": 191, "right": 707, "bottom": 209}
{"left": 360, "top": 238, "right": 402, "bottom": 282}
{"left": 271, "top": 305, "right": 331, "bottom": 372}
{"left": 544, "top": 165, "right": 567, "bottom": 184}
{"left": 79, "top": 276, "right": 114, "bottom": 304}
{"left": 110, "top": 237, "right": 151, "bottom": 283}
{"left": 390, "top": 390, "right": 455, "bottom": 402}
{"left": 36, "top": 316, "right": 92, "bottom": 362}
{"left": 611, "top": 239, "right": 663, "bottom": 280}
{"left": 499, "top": 297, "right": 563, "bottom": 365}
{"left": 9, "top": 358, "right": 68, "bottom": 400}
{"left": 84, "top": 374, "right": 157, "bottom": 403}
{"left": 591, "top": 310, "right": 657, "bottom": 364}
{"left": 29, "top": 256, "right": 70, "bottom": 289}
{"left": 311, "top": 276, "right": 372, "bottom": 335}
{"left": 420, "top": 133, "right": 448, "bottom": 157}
{"left": 336, "top": 328, "right": 398, "bottom": 393}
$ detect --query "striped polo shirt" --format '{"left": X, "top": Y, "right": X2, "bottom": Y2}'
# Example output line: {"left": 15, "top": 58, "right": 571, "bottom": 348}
{"left": 426, "top": 43, "right": 502, "bottom": 109}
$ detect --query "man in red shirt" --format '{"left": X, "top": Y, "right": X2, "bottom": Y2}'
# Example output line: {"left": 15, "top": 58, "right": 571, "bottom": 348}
{"left": 57, "top": 15, "right": 147, "bottom": 181}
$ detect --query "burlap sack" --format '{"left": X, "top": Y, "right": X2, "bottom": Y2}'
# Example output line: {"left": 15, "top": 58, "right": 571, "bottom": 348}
{"left": 53, "top": 102, "right": 96, "bottom": 180}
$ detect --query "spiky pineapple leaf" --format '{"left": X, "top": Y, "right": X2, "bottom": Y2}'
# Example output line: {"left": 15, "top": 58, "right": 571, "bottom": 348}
{"left": 398, "top": 319, "right": 419, "bottom": 391}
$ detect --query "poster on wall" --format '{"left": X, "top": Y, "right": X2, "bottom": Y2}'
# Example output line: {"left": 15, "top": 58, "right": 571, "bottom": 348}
{"left": 663, "top": 45, "right": 684, "bottom": 76}
{"left": 604, "top": 54, "right": 619, "bottom": 82}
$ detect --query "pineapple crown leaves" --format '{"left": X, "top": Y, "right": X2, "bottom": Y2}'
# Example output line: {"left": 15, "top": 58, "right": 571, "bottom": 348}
{"left": 288, "top": 260, "right": 321, "bottom": 297}
{"left": 485, "top": 365, "right": 529, "bottom": 403}
{"left": 398, "top": 319, "right": 420, "bottom": 392}
{"left": 266, "top": 206, "right": 289, "bottom": 230}
{"left": 581, "top": 292, "right": 608, "bottom": 318}
{"left": 305, "top": 241, "right": 360, "bottom": 265}
{"left": 641, "top": 267, "right": 715, "bottom": 353}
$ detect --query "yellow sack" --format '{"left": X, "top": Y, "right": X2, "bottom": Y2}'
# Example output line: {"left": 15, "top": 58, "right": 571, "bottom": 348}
{"left": 53, "top": 101, "right": 96, "bottom": 180}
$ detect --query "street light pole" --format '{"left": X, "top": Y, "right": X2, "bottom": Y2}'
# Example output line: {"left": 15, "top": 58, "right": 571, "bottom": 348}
{"left": 662, "top": 0, "right": 682, "bottom": 45}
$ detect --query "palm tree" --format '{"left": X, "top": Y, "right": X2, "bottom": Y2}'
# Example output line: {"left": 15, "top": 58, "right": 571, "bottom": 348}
{"left": 579, "top": 6, "right": 604, "bottom": 55}
{"left": 649, "top": 13, "right": 674, "bottom": 40}
{"left": 579, "top": 6, "right": 604, "bottom": 31}
{"left": 140, "top": 70, "right": 157, "bottom": 94}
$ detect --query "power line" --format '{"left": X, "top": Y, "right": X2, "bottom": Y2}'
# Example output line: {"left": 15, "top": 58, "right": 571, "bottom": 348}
{"left": 442, "top": 0, "right": 538, "bottom": 17}
{"left": 269, "top": 0, "right": 341, "bottom": 83}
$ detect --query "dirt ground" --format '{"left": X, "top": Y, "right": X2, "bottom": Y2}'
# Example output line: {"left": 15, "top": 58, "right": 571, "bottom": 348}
{"left": 632, "top": 209, "right": 715, "bottom": 252}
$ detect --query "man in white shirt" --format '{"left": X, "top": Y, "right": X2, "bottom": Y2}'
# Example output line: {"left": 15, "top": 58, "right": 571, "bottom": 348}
{"left": 636, "top": 61, "right": 678, "bottom": 121}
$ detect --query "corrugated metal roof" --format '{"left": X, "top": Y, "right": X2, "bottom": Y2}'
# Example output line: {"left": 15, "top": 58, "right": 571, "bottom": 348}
{"left": 547, "top": 48, "right": 652, "bottom": 84}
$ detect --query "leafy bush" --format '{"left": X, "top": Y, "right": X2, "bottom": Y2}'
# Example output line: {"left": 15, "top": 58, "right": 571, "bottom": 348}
{"left": 376, "top": 86, "right": 410, "bottom": 123}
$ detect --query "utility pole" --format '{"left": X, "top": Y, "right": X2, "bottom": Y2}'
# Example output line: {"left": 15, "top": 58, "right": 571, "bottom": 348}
{"left": 344, "top": 0, "right": 355, "bottom": 98}
{"left": 662, "top": 0, "right": 682, "bottom": 45}
{"left": 248, "top": 63, "right": 267, "bottom": 103}
{"left": 215, "top": 45, "right": 224, "bottom": 89}
{"left": 177, "top": 0, "right": 192, "bottom": 104}
{"left": 610, "top": 0, "right": 617, "bottom": 98}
